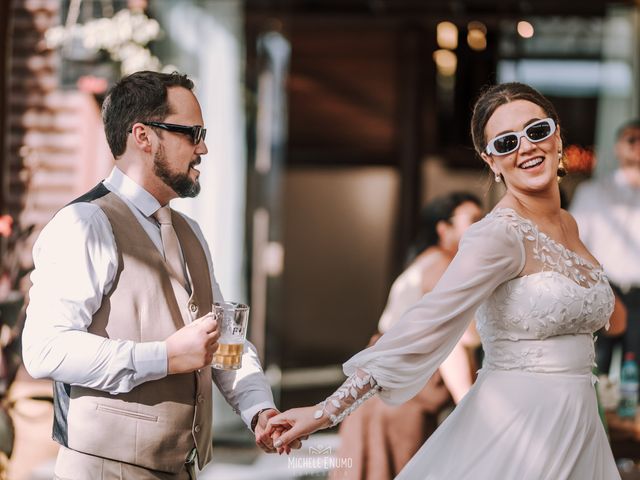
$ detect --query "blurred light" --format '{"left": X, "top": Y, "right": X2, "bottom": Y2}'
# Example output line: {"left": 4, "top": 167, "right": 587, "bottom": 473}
{"left": 467, "top": 27, "right": 487, "bottom": 51}
{"left": 467, "top": 22, "right": 487, "bottom": 51}
{"left": 517, "top": 20, "right": 535, "bottom": 38}
{"left": 437, "top": 21, "right": 458, "bottom": 50}
{"left": 263, "top": 241, "right": 284, "bottom": 277}
{"left": 564, "top": 145, "right": 596, "bottom": 174}
{"left": 467, "top": 21, "right": 487, "bottom": 35}
{"left": 433, "top": 49, "right": 457, "bottom": 76}
{"left": 467, "top": 30, "right": 487, "bottom": 51}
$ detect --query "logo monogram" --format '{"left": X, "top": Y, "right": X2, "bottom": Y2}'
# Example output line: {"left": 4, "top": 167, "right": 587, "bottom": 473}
{"left": 309, "top": 445, "right": 332, "bottom": 455}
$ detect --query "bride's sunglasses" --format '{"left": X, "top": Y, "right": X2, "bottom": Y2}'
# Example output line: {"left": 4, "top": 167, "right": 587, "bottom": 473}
{"left": 485, "top": 118, "right": 556, "bottom": 156}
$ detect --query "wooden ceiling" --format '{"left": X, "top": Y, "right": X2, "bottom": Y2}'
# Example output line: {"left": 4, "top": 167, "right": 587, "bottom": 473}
{"left": 245, "top": 0, "right": 634, "bottom": 169}
{"left": 246, "top": 0, "right": 636, "bottom": 19}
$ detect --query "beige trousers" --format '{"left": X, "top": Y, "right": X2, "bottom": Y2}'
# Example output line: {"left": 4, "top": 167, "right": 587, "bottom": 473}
{"left": 54, "top": 447, "right": 195, "bottom": 480}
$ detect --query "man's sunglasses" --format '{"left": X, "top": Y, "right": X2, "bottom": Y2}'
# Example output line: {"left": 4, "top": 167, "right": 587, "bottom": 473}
{"left": 138, "top": 121, "right": 207, "bottom": 145}
{"left": 485, "top": 118, "right": 556, "bottom": 156}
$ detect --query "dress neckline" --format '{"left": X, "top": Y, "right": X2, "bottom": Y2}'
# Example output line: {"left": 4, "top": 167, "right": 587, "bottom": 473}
{"left": 490, "top": 207, "right": 603, "bottom": 273}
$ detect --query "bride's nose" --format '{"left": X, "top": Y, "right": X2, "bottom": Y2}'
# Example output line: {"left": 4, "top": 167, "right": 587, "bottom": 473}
{"left": 518, "top": 136, "right": 536, "bottom": 154}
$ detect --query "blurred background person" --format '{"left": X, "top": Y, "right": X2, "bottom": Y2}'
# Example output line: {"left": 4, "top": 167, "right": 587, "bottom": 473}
{"left": 330, "top": 192, "right": 482, "bottom": 480}
{"left": 571, "top": 119, "right": 640, "bottom": 376}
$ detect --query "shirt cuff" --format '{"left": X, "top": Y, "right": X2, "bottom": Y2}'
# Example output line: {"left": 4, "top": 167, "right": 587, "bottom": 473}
{"left": 241, "top": 401, "right": 277, "bottom": 431}
{"left": 133, "top": 341, "right": 167, "bottom": 383}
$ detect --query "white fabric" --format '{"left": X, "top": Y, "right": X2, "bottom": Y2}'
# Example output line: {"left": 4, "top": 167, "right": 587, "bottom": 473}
{"left": 571, "top": 168, "right": 640, "bottom": 290}
{"left": 339, "top": 208, "right": 619, "bottom": 479}
{"left": 377, "top": 258, "right": 429, "bottom": 334}
{"left": 22, "top": 166, "right": 275, "bottom": 429}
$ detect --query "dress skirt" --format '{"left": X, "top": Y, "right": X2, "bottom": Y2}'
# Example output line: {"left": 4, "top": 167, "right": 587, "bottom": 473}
{"left": 396, "top": 369, "right": 620, "bottom": 480}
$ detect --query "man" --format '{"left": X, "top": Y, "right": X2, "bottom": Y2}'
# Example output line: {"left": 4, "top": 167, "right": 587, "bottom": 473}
{"left": 571, "top": 119, "right": 640, "bottom": 374}
{"left": 22, "top": 71, "right": 295, "bottom": 479}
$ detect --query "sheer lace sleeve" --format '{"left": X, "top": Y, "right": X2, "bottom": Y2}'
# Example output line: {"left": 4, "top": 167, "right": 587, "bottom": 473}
{"left": 326, "top": 215, "right": 526, "bottom": 416}
{"left": 313, "top": 369, "right": 381, "bottom": 426}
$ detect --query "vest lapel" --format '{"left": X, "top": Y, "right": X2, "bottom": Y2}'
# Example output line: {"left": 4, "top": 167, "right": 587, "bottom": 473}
{"left": 172, "top": 212, "right": 214, "bottom": 319}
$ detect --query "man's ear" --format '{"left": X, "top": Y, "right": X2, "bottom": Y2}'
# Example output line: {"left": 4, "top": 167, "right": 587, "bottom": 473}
{"left": 130, "top": 123, "right": 153, "bottom": 153}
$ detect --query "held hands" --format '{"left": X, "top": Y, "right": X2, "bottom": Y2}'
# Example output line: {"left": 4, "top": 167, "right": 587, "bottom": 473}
{"left": 166, "top": 313, "right": 220, "bottom": 374}
{"left": 254, "top": 408, "right": 306, "bottom": 454}
{"left": 264, "top": 406, "right": 332, "bottom": 454}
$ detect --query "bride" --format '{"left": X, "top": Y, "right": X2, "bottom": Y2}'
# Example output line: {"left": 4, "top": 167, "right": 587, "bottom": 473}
{"left": 262, "top": 82, "right": 622, "bottom": 479}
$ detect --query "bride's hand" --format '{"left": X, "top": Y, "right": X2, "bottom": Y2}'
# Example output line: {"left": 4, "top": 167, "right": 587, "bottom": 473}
{"left": 266, "top": 406, "right": 331, "bottom": 452}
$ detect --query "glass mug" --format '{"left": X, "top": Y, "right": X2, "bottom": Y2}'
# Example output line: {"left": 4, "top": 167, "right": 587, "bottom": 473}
{"left": 211, "top": 302, "right": 249, "bottom": 370}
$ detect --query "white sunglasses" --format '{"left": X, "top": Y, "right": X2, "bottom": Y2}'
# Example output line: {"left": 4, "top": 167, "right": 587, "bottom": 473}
{"left": 485, "top": 118, "right": 556, "bottom": 156}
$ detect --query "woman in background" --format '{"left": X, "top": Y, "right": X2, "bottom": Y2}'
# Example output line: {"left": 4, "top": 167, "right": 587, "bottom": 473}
{"left": 330, "top": 192, "right": 482, "bottom": 480}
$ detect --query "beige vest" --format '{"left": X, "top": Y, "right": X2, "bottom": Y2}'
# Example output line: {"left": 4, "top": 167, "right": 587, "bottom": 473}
{"left": 63, "top": 192, "right": 214, "bottom": 473}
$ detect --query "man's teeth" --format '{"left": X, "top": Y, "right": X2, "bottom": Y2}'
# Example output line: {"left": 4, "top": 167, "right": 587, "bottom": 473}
{"left": 520, "top": 158, "right": 543, "bottom": 169}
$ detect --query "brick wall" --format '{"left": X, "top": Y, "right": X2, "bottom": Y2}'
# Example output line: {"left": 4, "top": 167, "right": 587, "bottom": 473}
{"left": 6, "top": 0, "right": 113, "bottom": 272}
{"left": 4, "top": 2, "right": 114, "bottom": 478}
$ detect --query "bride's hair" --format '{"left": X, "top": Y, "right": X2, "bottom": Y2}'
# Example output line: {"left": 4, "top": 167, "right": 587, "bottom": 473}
{"left": 470, "top": 82, "right": 559, "bottom": 158}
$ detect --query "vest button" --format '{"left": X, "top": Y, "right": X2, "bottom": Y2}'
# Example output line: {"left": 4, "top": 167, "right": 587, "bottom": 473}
{"left": 194, "top": 425, "right": 201, "bottom": 433}
{"left": 197, "top": 395, "right": 204, "bottom": 403}
{"left": 189, "top": 303, "right": 198, "bottom": 313}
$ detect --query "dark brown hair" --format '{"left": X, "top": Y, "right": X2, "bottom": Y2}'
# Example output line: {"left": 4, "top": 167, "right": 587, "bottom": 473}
{"left": 102, "top": 71, "right": 194, "bottom": 158}
{"left": 409, "top": 191, "right": 482, "bottom": 263}
{"left": 470, "top": 82, "right": 560, "bottom": 157}
{"left": 616, "top": 119, "right": 640, "bottom": 140}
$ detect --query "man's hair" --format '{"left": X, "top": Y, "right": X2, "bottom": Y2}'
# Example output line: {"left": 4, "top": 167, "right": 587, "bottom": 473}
{"left": 616, "top": 119, "right": 640, "bottom": 141}
{"left": 102, "top": 71, "right": 194, "bottom": 158}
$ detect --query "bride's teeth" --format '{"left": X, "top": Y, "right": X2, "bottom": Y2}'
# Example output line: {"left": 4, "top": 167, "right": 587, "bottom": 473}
{"left": 520, "top": 158, "right": 543, "bottom": 169}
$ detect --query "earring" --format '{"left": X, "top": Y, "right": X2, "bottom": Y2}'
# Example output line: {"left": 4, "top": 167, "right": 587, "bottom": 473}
{"left": 557, "top": 151, "right": 567, "bottom": 178}
{"left": 494, "top": 173, "right": 502, "bottom": 183}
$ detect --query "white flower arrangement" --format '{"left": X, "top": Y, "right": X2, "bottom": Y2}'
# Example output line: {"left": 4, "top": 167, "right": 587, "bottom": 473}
{"left": 45, "top": 8, "right": 176, "bottom": 76}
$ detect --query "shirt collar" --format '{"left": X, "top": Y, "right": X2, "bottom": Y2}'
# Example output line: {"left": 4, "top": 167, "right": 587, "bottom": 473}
{"left": 104, "top": 166, "right": 161, "bottom": 218}
{"left": 614, "top": 168, "right": 628, "bottom": 187}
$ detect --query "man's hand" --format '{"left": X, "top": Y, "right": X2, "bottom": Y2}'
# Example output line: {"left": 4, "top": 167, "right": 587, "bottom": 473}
{"left": 254, "top": 408, "right": 305, "bottom": 454}
{"left": 166, "top": 313, "right": 219, "bottom": 374}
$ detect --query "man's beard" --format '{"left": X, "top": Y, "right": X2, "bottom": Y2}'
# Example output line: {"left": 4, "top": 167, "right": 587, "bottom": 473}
{"left": 153, "top": 146, "right": 201, "bottom": 198}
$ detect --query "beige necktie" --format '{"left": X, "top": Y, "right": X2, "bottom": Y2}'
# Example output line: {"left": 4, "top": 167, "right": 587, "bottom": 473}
{"left": 154, "top": 206, "right": 188, "bottom": 290}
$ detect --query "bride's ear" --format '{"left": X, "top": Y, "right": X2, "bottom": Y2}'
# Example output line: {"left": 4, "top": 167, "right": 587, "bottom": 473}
{"left": 481, "top": 153, "right": 497, "bottom": 176}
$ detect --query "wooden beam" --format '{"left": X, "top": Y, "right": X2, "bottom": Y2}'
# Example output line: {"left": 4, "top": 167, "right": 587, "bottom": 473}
{"left": 394, "top": 24, "right": 424, "bottom": 276}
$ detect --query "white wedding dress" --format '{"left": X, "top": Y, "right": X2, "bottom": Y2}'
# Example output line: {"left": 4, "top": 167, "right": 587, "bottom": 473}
{"left": 316, "top": 208, "right": 620, "bottom": 479}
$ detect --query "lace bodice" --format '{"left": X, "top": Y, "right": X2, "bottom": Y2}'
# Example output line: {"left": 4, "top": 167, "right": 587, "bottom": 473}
{"left": 315, "top": 208, "right": 615, "bottom": 426}
{"left": 491, "top": 208, "right": 607, "bottom": 289}
{"left": 477, "top": 209, "right": 614, "bottom": 343}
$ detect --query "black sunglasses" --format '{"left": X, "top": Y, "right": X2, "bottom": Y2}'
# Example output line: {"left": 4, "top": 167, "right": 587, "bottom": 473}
{"left": 138, "top": 121, "right": 207, "bottom": 145}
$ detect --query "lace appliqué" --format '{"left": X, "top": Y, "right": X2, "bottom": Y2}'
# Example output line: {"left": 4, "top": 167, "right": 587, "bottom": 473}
{"left": 313, "top": 370, "right": 381, "bottom": 427}
{"left": 483, "top": 344, "right": 544, "bottom": 371}
{"left": 490, "top": 208, "right": 605, "bottom": 289}
{"left": 476, "top": 210, "right": 615, "bottom": 343}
